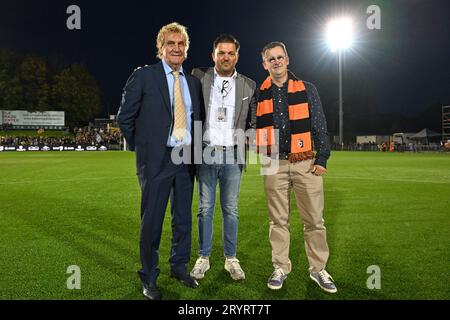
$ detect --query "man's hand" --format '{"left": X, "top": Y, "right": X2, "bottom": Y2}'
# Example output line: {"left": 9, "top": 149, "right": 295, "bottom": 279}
{"left": 310, "top": 164, "right": 327, "bottom": 176}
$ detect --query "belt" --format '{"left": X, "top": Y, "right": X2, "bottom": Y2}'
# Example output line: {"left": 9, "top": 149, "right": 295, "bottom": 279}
{"left": 205, "top": 144, "right": 237, "bottom": 151}
{"left": 275, "top": 152, "right": 316, "bottom": 161}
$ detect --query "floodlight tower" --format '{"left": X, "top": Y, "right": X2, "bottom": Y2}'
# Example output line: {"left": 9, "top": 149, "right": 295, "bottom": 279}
{"left": 326, "top": 17, "right": 354, "bottom": 146}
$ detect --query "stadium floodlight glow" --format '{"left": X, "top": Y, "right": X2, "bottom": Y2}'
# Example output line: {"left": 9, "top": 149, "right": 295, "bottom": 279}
{"left": 326, "top": 17, "right": 354, "bottom": 52}
{"left": 325, "top": 16, "right": 354, "bottom": 146}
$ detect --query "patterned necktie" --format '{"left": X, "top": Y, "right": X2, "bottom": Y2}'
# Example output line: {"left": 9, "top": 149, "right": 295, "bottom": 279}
{"left": 172, "top": 71, "right": 186, "bottom": 141}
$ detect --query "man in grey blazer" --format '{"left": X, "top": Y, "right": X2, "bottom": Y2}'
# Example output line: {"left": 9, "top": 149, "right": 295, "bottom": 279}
{"left": 190, "top": 34, "right": 256, "bottom": 281}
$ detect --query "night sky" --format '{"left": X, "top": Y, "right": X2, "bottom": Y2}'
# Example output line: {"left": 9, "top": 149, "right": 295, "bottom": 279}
{"left": 1, "top": 0, "right": 450, "bottom": 132}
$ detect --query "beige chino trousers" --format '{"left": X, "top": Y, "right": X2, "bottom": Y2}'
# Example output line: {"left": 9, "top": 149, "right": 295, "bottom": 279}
{"left": 263, "top": 158, "right": 329, "bottom": 274}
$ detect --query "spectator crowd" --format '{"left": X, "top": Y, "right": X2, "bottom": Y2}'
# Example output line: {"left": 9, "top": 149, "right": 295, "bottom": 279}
{"left": 0, "top": 127, "right": 123, "bottom": 148}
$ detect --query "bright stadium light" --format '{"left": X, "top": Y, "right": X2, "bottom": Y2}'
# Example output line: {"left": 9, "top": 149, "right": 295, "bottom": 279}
{"left": 326, "top": 17, "right": 354, "bottom": 52}
{"left": 326, "top": 17, "right": 354, "bottom": 146}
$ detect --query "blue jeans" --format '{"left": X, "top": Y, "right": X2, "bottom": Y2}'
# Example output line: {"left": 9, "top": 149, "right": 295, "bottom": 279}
{"left": 197, "top": 150, "right": 242, "bottom": 257}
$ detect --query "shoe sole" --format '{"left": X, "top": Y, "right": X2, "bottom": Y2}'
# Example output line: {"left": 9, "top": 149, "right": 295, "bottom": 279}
{"left": 309, "top": 274, "right": 337, "bottom": 293}
{"left": 170, "top": 274, "right": 199, "bottom": 288}
{"left": 224, "top": 265, "right": 245, "bottom": 281}
{"left": 267, "top": 283, "right": 283, "bottom": 290}
{"left": 143, "top": 289, "right": 162, "bottom": 300}
{"left": 190, "top": 265, "right": 210, "bottom": 280}
{"left": 143, "top": 293, "right": 162, "bottom": 300}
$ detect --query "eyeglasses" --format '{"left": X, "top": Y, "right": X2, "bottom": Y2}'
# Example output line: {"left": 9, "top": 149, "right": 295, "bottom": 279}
{"left": 220, "top": 80, "right": 230, "bottom": 98}
{"left": 265, "top": 55, "right": 286, "bottom": 64}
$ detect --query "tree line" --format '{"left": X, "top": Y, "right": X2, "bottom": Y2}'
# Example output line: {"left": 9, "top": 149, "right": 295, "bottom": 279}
{"left": 0, "top": 50, "right": 101, "bottom": 128}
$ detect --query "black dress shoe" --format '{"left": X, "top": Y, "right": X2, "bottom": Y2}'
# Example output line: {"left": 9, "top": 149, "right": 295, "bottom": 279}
{"left": 170, "top": 272, "right": 199, "bottom": 288}
{"left": 143, "top": 283, "right": 162, "bottom": 300}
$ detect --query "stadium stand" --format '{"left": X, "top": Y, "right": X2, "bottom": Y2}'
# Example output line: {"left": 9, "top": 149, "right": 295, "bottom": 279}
{"left": 0, "top": 127, "right": 123, "bottom": 151}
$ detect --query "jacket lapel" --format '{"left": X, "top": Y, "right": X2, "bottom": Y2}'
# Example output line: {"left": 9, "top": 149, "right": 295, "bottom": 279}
{"left": 200, "top": 68, "right": 214, "bottom": 131}
{"left": 156, "top": 61, "right": 171, "bottom": 115}
{"left": 234, "top": 74, "right": 244, "bottom": 128}
{"left": 186, "top": 75, "right": 199, "bottom": 122}
{"left": 202, "top": 68, "right": 214, "bottom": 113}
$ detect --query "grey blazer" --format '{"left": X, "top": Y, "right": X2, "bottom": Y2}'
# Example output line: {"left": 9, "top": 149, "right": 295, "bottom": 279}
{"left": 192, "top": 67, "right": 257, "bottom": 141}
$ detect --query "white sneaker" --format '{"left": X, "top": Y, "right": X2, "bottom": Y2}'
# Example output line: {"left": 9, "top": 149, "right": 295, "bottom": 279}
{"left": 224, "top": 257, "right": 245, "bottom": 280}
{"left": 190, "top": 256, "right": 210, "bottom": 280}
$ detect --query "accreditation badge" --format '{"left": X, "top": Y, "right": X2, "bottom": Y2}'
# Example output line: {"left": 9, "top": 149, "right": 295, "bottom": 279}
{"left": 216, "top": 107, "right": 227, "bottom": 122}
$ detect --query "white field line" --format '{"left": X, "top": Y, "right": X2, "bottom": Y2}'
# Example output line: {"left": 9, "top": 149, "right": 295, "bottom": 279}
{"left": 0, "top": 174, "right": 448, "bottom": 186}
{"left": 0, "top": 176, "right": 134, "bottom": 185}
{"left": 242, "top": 174, "right": 450, "bottom": 185}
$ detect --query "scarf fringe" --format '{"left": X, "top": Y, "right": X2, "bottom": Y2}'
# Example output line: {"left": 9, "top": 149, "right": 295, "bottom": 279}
{"left": 256, "top": 147, "right": 315, "bottom": 163}
{"left": 288, "top": 151, "right": 315, "bottom": 163}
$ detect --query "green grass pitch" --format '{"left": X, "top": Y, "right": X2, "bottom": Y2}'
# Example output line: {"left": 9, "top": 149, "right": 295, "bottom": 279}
{"left": 0, "top": 151, "right": 449, "bottom": 300}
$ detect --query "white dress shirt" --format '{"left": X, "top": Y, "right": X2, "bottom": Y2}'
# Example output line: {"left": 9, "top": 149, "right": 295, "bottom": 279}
{"left": 205, "top": 69, "right": 237, "bottom": 147}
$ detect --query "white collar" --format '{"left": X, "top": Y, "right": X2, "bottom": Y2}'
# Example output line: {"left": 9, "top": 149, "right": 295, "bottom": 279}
{"left": 162, "top": 59, "right": 184, "bottom": 76}
{"left": 213, "top": 68, "right": 237, "bottom": 80}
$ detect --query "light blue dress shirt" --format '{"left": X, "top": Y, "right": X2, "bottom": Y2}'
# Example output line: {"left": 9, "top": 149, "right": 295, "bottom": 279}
{"left": 162, "top": 60, "right": 193, "bottom": 147}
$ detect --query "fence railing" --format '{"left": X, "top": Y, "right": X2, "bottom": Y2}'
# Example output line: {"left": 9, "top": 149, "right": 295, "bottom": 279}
{"left": 330, "top": 144, "right": 446, "bottom": 152}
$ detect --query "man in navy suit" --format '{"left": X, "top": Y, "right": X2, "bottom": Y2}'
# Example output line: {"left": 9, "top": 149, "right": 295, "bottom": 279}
{"left": 117, "top": 22, "right": 203, "bottom": 300}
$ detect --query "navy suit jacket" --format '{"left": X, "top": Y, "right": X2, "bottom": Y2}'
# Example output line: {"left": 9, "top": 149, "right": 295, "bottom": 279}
{"left": 117, "top": 61, "right": 203, "bottom": 177}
